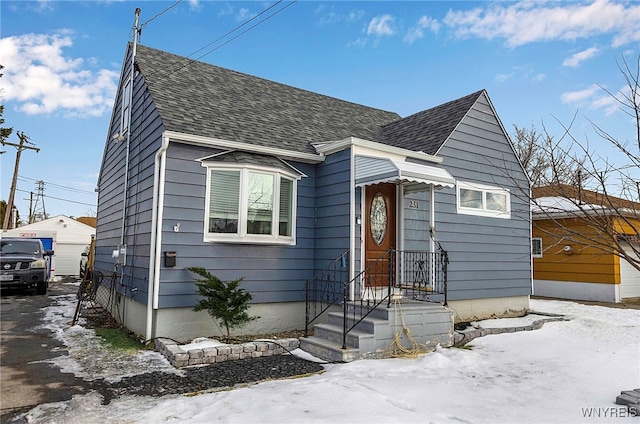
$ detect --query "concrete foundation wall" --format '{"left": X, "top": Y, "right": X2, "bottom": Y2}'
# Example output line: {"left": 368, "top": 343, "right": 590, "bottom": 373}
{"left": 533, "top": 279, "right": 619, "bottom": 303}
{"left": 102, "top": 292, "right": 307, "bottom": 343}
{"left": 447, "top": 295, "right": 530, "bottom": 323}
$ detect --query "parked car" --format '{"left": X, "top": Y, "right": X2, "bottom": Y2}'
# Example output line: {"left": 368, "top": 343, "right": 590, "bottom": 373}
{"left": 0, "top": 237, "right": 53, "bottom": 295}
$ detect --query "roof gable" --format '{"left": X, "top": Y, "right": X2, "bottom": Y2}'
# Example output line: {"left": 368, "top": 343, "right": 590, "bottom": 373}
{"left": 133, "top": 44, "right": 400, "bottom": 156}
{"left": 380, "top": 90, "right": 484, "bottom": 155}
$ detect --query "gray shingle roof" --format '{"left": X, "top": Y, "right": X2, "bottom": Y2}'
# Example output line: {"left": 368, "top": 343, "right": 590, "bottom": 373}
{"left": 134, "top": 44, "right": 401, "bottom": 156}
{"left": 380, "top": 90, "right": 484, "bottom": 155}
{"left": 133, "top": 44, "right": 484, "bottom": 158}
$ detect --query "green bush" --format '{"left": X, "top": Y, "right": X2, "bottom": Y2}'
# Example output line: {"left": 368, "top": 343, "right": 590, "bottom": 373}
{"left": 188, "top": 267, "right": 257, "bottom": 342}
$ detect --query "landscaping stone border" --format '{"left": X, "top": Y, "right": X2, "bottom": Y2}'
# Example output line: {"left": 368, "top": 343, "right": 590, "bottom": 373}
{"left": 155, "top": 338, "right": 301, "bottom": 367}
{"left": 453, "top": 314, "right": 568, "bottom": 346}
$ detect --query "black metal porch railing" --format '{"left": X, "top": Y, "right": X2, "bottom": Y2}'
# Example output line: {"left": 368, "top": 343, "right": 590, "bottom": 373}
{"left": 395, "top": 249, "right": 449, "bottom": 305}
{"left": 304, "top": 251, "right": 349, "bottom": 336}
{"left": 304, "top": 247, "right": 448, "bottom": 350}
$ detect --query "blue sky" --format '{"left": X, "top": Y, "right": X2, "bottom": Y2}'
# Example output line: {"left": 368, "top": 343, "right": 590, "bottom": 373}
{"left": 1, "top": 0, "right": 639, "bottom": 219}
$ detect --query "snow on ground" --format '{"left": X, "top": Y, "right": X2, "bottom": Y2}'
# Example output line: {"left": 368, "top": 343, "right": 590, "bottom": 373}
{"left": 22, "top": 296, "right": 640, "bottom": 423}
{"left": 36, "top": 292, "right": 178, "bottom": 382}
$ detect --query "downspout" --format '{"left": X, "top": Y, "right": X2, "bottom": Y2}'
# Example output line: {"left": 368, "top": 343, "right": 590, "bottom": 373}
{"left": 429, "top": 184, "right": 436, "bottom": 254}
{"left": 349, "top": 149, "right": 356, "bottom": 301}
{"left": 430, "top": 184, "right": 436, "bottom": 289}
{"left": 145, "top": 134, "right": 170, "bottom": 342}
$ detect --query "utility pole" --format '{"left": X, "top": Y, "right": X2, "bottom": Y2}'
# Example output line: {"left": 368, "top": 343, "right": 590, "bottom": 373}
{"left": 31, "top": 180, "right": 47, "bottom": 222}
{"left": 1, "top": 132, "right": 39, "bottom": 230}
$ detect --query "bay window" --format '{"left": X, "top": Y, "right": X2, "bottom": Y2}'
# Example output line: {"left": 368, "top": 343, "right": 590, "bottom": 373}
{"left": 205, "top": 165, "right": 297, "bottom": 244}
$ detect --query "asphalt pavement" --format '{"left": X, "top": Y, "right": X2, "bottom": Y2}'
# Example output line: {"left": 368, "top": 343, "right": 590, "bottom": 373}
{"left": 0, "top": 280, "right": 92, "bottom": 422}
{"left": 0, "top": 279, "right": 324, "bottom": 423}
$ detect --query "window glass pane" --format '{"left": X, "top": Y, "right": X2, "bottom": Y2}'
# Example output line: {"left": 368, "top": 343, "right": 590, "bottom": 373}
{"left": 247, "top": 171, "right": 273, "bottom": 235}
{"left": 532, "top": 238, "right": 542, "bottom": 257}
{"left": 122, "top": 79, "right": 131, "bottom": 132}
{"left": 486, "top": 192, "right": 507, "bottom": 212}
{"left": 279, "top": 178, "right": 293, "bottom": 236}
{"left": 460, "top": 189, "right": 483, "bottom": 209}
{"left": 209, "top": 170, "right": 240, "bottom": 233}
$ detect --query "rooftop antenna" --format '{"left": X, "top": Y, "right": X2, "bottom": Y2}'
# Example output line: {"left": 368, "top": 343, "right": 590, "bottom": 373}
{"left": 119, "top": 7, "right": 141, "bottom": 257}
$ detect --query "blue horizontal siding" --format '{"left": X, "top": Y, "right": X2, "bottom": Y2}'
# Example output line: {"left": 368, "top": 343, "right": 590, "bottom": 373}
{"left": 154, "top": 143, "right": 317, "bottom": 308}
{"left": 433, "top": 93, "right": 531, "bottom": 300}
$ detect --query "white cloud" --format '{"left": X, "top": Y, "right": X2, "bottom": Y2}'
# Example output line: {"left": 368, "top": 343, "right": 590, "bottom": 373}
{"left": 495, "top": 72, "right": 514, "bottom": 83}
{"left": 347, "top": 38, "right": 367, "bottom": 49}
{"left": 187, "top": 0, "right": 202, "bottom": 12}
{"left": 366, "top": 14, "right": 395, "bottom": 37}
{"left": 0, "top": 32, "right": 118, "bottom": 117}
{"left": 561, "top": 84, "right": 601, "bottom": 104}
{"left": 563, "top": 47, "right": 600, "bottom": 67}
{"left": 217, "top": 3, "right": 234, "bottom": 18}
{"left": 495, "top": 65, "right": 546, "bottom": 84}
{"left": 561, "top": 83, "right": 621, "bottom": 115}
{"left": 404, "top": 15, "right": 440, "bottom": 44}
{"left": 236, "top": 8, "right": 256, "bottom": 22}
{"left": 443, "top": 0, "right": 640, "bottom": 48}
{"left": 316, "top": 5, "right": 364, "bottom": 26}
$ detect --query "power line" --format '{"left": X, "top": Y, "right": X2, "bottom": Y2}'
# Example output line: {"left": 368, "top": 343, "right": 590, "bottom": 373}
{"left": 186, "top": 0, "right": 285, "bottom": 59}
{"left": 139, "top": 0, "right": 183, "bottom": 30}
{"left": 144, "top": 1, "right": 298, "bottom": 81}
{"left": 191, "top": 1, "right": 298, "bottom": 63}
{"left": 17, "top": 175, "right": 96, "bottom": 195}
{"left": 15, "top": 188, "right": 96, "bottom": 207}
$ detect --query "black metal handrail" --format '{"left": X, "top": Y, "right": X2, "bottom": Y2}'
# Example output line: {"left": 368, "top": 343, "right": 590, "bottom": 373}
{"left": 304, "top": 250, "right": 349, "bottom": 336}
{"left": 341, "top": 248, "right": 395, "bottom": 348}
{"left": 304, "top": 247, "right": 448, "bottom": 350}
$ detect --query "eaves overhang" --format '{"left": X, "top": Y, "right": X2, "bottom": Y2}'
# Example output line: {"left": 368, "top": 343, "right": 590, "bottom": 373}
{"left": 313, "top": 137, "right": 443, "bottom": 164}
{"left": 163, "top": 130, "right": 325, "bottom": 164}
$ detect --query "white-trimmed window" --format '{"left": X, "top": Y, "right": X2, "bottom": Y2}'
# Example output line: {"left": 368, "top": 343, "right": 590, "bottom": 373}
{"left": 205, "top": 164, "right": 297, "bottom": 244}
{"left": 532, "top": 238, "right": 543, "bottom": 258}
{"left": 121, "top": 78, "right": 131, "bottom": 134}
{"left": 457, "top": 181, "right": 511, "bottom": 218}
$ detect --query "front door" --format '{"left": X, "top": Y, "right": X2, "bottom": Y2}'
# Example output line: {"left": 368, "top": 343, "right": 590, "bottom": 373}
{"left": 364, "top": 183, "right": 396, "bottom": 287}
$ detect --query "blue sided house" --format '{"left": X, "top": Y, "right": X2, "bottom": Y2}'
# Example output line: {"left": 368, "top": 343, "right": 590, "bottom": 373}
{"left": 95, "top": 42, "right": 531, "bottom": 361}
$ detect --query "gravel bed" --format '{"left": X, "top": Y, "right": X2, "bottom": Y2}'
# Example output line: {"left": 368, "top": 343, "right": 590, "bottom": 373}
{"left": 93, "top": 354, "right": 324, "bottom": 404}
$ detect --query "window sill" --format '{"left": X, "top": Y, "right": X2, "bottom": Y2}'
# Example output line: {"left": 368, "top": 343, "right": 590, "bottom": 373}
{"left": 457, "top": 208, "right": 511, "bottom": 219}
{"left": 203, "top": 234, "right": 296, "bottom": 245}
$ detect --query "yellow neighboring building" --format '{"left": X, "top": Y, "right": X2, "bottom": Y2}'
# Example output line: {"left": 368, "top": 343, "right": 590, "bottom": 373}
{"left": 532, "top": 185, "right": 640, "bottom": 302}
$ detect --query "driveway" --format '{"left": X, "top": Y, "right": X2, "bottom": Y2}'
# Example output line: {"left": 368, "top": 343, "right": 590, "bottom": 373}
{"left": 0, "top": 278, "right": 92, "bottom": 423}
{"left": 1, "top": 278, "right": 324, "bottom": 422}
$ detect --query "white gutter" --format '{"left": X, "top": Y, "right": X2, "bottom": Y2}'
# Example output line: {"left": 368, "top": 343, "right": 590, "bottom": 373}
{"left": 145, "top": 133, "right": 171, "bottom": 342}
{"left": 163, "top": 130, "right": 324, "bottom": 164}
{"left": 314, "top": 137, "right": 443, "bottom": 164}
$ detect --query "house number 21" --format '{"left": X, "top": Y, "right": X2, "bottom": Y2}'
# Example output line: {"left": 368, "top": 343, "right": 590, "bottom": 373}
{"left": 409, "top": 200, "right": 419, "bottom": 209}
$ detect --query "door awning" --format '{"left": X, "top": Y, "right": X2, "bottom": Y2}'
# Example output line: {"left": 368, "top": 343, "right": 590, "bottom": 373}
{"left": 355, "top": 155, "right": 455, "bottom": 190}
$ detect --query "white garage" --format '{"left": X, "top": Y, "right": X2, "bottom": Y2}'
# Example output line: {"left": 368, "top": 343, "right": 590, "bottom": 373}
{"left": 620, "top": 243, "right": 640, "bottom": 299}
{"left": 2, "top": 215, "right": 95, "bottom": 277}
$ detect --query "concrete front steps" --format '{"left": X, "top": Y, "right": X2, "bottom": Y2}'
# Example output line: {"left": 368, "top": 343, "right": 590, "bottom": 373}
{"left": 300, "top": 300, "right": 454, "bottom": 362}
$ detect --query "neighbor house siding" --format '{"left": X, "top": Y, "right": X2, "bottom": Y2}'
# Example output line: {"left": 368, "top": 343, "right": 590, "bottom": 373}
{"left": 533, "top": 218, "right": 619, "bottom": 284}
{"left": 434, "top": 94, "right": 531, "bottom": 301}
{"left": 314, "top": 149, "right": 351, "bottom": 274}
{"left": 152, "top": 142, "right": 317, "bottom": 308}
